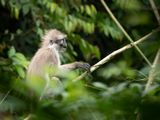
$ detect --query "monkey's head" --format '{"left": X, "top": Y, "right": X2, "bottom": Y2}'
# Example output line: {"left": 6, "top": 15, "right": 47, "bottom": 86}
{"left": 42, "top": 29, "right": 67, "bottom": 52}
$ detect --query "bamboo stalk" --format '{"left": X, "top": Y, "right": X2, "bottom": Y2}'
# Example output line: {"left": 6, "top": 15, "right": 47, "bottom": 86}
{"left": 100, "top": 0, "right": 152, "bottom": 67}
{"left": 145, "top": 49, "right": 160, "bottom": 92}
{"left": 149, "top": 0, "right": 160, "bottom": 25}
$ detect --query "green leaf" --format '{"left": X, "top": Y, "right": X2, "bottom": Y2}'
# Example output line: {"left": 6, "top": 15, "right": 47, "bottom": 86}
{"left": 98, "top": 18, "right": 123, "bottom": 40}
{"left": 12, "top": 53, "right": 29, "bottom": 68}
{"left": 80, "top": 5, "right": 84, "bottom": 13}
{"left": 85, "top": 5, "right": 92, "bottom": 17}
{"left": 14, "top": 7, "right": 19, "bottom": 19}
{"left": 37, "top": 28, "right": 43, "bottom": 37}
{"left": 0, "top": 0, "right": 5, "bottom": 6}
{"left": 91, "top": 5, "right": 97, "bottom": 15}
{"left": 8, "top": 46, "right": 16, "bottom": 58}
{"left": 50, "top": 2, "right": 57, "bottom": 13}
{"left": 15, "top": 66, "right": 25, "bottom": 78}
{"left": 114, "top": 0, "right": 141, "bottom": 10}
{"left": 92, "top": 82, "right": 108, "bottom": 90}
{"left": 15, "top": 53, "right": 27, "bottom": 61}
{"left": 22, "top": 4, "right": 30, "bottom": 15}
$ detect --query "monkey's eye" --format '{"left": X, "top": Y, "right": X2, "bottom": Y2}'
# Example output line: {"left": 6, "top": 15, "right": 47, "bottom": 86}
{"left": 50, "top": 40, "right": 54, "bottom": 44}
{"left": 55, "top": 40, "right": 60, "bottom": 44}
{"left": 55, "top": 39, "right": 64, "bottom": 44}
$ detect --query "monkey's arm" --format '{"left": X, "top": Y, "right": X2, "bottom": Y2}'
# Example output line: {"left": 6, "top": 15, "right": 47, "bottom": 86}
{"left": 60, "top": 62, "right": 90, "bottom": 72}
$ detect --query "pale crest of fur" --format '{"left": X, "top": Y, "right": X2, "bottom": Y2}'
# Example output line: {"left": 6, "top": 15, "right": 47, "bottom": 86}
{"left": 42, "top": 29, "right": 66, "bottom": 48}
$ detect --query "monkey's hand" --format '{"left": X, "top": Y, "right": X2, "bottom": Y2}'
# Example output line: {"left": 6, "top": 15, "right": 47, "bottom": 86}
{"left": 76, "top": 62, "right": 91, "bottom": 72}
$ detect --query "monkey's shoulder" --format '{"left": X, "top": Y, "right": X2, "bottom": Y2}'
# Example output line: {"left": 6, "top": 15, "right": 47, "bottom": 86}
{"left": 35, "top": 48, "right": 59, "bottom": 64}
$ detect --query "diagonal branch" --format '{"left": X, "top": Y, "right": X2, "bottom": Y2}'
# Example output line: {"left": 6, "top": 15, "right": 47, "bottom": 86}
{"left": 73, "top": 28, "right": 160, "bottom": 82}
{"left": 100, "top": 0, "right": 152, "bottom": 67}
{"left": 145, "top": 49, "right": 160, "bottom": 93}
{"left": 149, "top": 0, "right": 160, "bottom": 25}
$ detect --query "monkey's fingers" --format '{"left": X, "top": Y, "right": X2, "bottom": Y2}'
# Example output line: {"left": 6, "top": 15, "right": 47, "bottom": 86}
{"left": 82, "top": 63, "right": 91, "bottom": 72}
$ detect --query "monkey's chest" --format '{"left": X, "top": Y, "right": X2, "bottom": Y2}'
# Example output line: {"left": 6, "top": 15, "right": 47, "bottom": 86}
{"left": 49, "top": 51, "right": 60, "bottom": 66}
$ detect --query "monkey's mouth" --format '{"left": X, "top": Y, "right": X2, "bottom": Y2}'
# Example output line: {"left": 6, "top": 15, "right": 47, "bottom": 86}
{"left": 59, "top": 44, "right": 67, "bottom": 50}
{"left": 60, "top": 44, "right": 67, "bottom": 48}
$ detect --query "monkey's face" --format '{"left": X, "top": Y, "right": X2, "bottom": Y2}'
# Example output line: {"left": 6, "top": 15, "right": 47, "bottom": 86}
{"left": 42, "top": 29, "right": 67, "bottom": 52}
{"left": 49, "top": 37, "right": 67, "bottom": 52}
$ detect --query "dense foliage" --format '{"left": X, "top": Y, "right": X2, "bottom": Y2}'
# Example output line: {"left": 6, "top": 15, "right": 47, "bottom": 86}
{"left": 0, "top": 0, "right": 160, "bottom": 120}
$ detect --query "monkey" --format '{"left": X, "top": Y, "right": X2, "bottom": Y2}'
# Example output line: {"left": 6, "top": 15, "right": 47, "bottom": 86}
{"left": 26, "top": 29, "right": 90, "bottom": 99}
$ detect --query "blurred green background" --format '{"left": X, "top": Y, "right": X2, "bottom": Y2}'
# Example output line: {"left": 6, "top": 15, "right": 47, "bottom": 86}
{"left": 0, "top": 0, "right": 160, "bottom": 120}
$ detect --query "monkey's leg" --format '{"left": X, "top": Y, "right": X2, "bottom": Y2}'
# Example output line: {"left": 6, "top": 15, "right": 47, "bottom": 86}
{"left": 40, "top": 77, "right": 64, "bottom": 100}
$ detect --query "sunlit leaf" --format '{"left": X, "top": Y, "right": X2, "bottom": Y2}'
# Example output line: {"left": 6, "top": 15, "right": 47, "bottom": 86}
{"left": 15, "top": 65, "right": 25, "bottom": 78}
{"left": 22, "top": 4, "right": 30, "bottom": 15}
{"left": 14, "top": 7, "right": 19, "bottom": 19}
{"left": 8, "top": 46, "right": 16, "bottom": 58}
{"left": 114, "top": 0, "right": 141, "bottom": 10}
{"left": 0, "top": 0, "right": 5, "bottom": 6}
{"left": 92, "top": 82, "right": 108, "bottom": 90}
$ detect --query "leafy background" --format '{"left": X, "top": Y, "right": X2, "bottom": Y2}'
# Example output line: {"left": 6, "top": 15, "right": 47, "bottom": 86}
{"left": 0, "top": 0, "right": 160, "bottom": 120}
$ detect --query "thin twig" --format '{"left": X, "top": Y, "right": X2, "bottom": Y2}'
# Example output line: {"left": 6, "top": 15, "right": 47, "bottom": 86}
{"left": 0, "top": 90, "right": 11, "bottom": 105}
{"left": 149, "top": 0, "right": 160, "bottom": 25}
{"left": 145, "top": 49, "right": 160, "bottom": 93}
{"left": 85, "top": 84, "right": 106, "bottom": 91}
{"left": 73, "top": 28, "right": 159, "bottom": 82}
{"left": 24, "top": 114, "right": 35, "bottom": 120}
{"left": 100, "top": 0, "right": 152, "bottom": 67}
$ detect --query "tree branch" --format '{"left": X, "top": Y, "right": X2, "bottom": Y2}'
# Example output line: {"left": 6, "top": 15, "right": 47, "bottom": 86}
{"left": 149, "top": 0, "right": 160, "bottom": 25}
{"left": 145, "top": 49, "right": 160, "bottom": 93}
{"left": 100, "top": 0, "right": 152, "bottom": 67}
{"left": 73, "top": 28, "right": 160, "bottom": 82}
